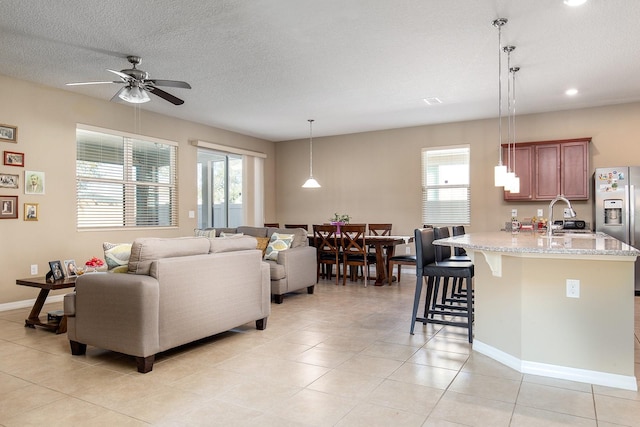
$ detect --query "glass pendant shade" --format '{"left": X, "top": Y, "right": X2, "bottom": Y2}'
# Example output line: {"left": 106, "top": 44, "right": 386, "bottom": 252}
{"left": 494, "top": 164, "right": 507, "bottom": 186}
{"left": 504, "top": 171, "right": 516, "bottom": 192}
{"left": 119, "top": 86, "right": 150, "bottom": 103}
{"left": 302, "top": 119, "right": 321, "bottom": 188}
{"left": 302, "top": 177, "right": 321, "bottom": 188}
{"left": 510, "top": 175, "right": 520, "bottom": 194}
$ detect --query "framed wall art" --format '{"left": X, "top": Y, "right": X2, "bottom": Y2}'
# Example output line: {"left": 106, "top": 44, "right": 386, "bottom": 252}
{"left": 24, "top": 202, "right": 38, "bottom": 221}
{"left": 0, "top": 124, "right": 17, "bottom": 143}
{"left": 0, "top": 173, "right": 19, "bottom": 189}
{"left": 24, "top": 170, "right": 44, "bottom": 195}
{"left": 3, "top": 151, "right": 24, "bottom": 167}
{"left": 0, "top": 195, "right": 18, "bottom": 219}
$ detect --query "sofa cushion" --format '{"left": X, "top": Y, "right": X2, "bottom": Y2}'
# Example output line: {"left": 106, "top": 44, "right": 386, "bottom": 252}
{"left": 220, "top": 231, "right": 244, "bottom": 237}
{"left": 264, "top": 233, "right": 294, "bottom": 261}
{"left": 266, "top": 260, "right": 286, "bottom": 280}
{"left": 128, "top": 237, "right": 211, "bottom": 275}
{"left": 103, "top": 242, "right": 132, "bottom": 273}
{"left": 255, "top": 237, "right": 270, "bottom": 257}
{"left": 194, "top": 228, "right": 216, "bottom": 238}
{"left": 237, "top": 226, "right": 268, "bottom": 238}
{"left": 209, "top": 235, "right": 258, "bottom": 253}
{"left": 268, "top": 227, "right": 308, "bottom": 248}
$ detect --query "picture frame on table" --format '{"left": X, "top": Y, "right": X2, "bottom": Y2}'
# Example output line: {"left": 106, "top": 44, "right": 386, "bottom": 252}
{"left": 0, "top": 124, "right": 17, "bottom": 143}
{"left": 0, "top": 173, "right": 19, "bottom": 189}
{"left": 0, "top": 195, "right": 18, "bottom": 219}
{"left": 24, "top": 170, "right": 44, "bottom": 195}
{"left": 3, "top": 151, "right": 24, "bottom": 167}
{"left": 48, "top": 260, "right": 65, "bottom": 281}
{"left": 24, "top": 202, "right": 38, "bottom": 221}
{"left": 64, "top": 259, "right": 78, "bottom": 277}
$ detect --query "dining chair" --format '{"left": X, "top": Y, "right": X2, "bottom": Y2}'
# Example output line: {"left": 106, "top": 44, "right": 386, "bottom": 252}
{"left": 264, "top": 222, "right": 279, "bottom": 228}
{"left": 368, "top": 223, "right": 392, "bottom": 236}
{"left": 387, "top": 251, "right": 416, "bottom": 284}
{"left": 340, "top": 224, "right": 374, "bottom": 286}
{"left": 410, "top": 228, "right": 474, "bottom": 342}
{"left": 284, "top": 224, "right": 308, "bottom": 231}
{"left": 313, "top": 224, "right": 341, "bottom": 285}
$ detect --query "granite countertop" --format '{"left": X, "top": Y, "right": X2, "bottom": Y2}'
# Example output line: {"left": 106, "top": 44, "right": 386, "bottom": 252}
{"left": 434, "top": 231, "right": 640, "bottom": 257}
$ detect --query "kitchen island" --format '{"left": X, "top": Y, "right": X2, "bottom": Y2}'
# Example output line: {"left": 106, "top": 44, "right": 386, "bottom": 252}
{"left": 434, "top": 231, "right": 639, "bottom": 390}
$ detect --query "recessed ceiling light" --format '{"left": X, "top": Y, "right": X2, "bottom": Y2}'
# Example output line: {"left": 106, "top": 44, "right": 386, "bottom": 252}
{"left": 422, "top": 97, "right": 443, "bottom": 105}
{"left": 565, "top": 88, "right": 579, "bottom": 96}
{"left": 564, "top": 0, "right": 587, "bottom": 6}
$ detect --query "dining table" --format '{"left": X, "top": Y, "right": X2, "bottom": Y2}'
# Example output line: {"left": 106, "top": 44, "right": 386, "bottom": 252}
{"left": 310, "top": 234, "right": 413, "bottom": 286}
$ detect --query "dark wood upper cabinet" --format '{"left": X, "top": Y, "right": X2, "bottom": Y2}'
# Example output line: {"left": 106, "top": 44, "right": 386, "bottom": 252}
{"left": 502, "top": 138, "right": 590, "bottom": 201}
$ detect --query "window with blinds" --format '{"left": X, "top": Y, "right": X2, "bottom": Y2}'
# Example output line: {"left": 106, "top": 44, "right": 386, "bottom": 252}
{"left": 421, "top": 145, "right": 470, "bottom": 226}
{"left": 76, "top": 126, "right": 178, "bottom": 229}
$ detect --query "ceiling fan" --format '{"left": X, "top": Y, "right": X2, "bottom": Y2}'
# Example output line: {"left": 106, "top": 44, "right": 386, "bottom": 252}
{"left": 66, "top": 56, "right": 191, "bottom": 105}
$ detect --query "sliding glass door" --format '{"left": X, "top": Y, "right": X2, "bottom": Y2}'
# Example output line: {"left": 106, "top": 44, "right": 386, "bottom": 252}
{"left": 197, "top": 149, "right": 243, "bottom": 228}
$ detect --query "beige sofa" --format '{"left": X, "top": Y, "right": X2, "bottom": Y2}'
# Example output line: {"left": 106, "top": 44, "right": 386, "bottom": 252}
{"left": 215, "top": 226, "right": 317, "bottom": 304}
{"left": 64, "top": 236, "right": 270, "bottom": 373}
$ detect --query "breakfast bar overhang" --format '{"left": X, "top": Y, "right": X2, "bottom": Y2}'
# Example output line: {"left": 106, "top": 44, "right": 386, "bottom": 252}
{"left": 434, "top": 231, "right": 639, "bottom": 391}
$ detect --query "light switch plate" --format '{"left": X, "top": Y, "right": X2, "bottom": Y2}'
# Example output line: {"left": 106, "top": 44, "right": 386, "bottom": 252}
{"left": 566, "top": 279, "right": 580, "bottom": 298}
{"left": 188, "top": 210, "right": 195, "bottom": 219}
{"left": 31, "top": 264, "right": 38, "bottom": 275}
{"left": 511, "top": 209, "right": 518, "bottom": 218}
{"left": 537, "top": 209, "right": 544, "bottom": 217}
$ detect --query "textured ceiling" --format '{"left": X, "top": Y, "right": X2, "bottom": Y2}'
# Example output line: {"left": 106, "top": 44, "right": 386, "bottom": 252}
{"left": 1, "top": 0, "right": 639, "bottom": 141}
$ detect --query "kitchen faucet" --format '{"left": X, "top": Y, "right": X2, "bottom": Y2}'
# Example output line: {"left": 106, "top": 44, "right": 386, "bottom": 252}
{"left": 547, "top": 194, "right": 577, "bottom": 236}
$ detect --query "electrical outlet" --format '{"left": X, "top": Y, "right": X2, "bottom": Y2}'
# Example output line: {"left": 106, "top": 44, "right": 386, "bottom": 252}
{"left": 563, "top": 208, "right": 573, "bottom": 218}
{"left": 566, "top": 279, "right": 580, "bottom": 298}
{"left": 511, "top": 209, "right": 518, "bottom": 218}
{"left": 537, "top": 209, "right": 544, "bottom": 217}
{"left": 405, "top": 246, "right": 411, "bottom": 254}
{"left": 188, "top": 210, "right": 195, "bottom": 219}
{"left": 30, "top": 264, "right": 38, "bottom": 275}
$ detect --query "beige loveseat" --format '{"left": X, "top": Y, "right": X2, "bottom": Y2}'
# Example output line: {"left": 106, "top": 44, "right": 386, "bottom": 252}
{"left": 64, "top": 236, "right": 270, "bottom": 373}
{"left": 215, "top": 226, "right": 317, "bottom": 304}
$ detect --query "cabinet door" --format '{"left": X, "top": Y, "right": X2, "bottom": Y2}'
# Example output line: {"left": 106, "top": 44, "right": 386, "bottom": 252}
{"left": 561, "top": 140, "right": 589, "bottom": 199}
{"left": 535, "top": 144, "right": 561, "bottom": 199}
{"left": 503, "top": 145, "right": 534, "bottom": 200}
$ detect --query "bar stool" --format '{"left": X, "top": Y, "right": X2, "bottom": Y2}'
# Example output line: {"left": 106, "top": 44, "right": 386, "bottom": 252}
{"left": 433, "top": 227, "right": 472, "bottom": 308}
{"left": 410, "top": 228, "right": 474, "bottom": 342}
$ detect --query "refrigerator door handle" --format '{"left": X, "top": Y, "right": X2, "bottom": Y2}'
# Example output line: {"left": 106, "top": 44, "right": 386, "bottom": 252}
{"left": 630, "top": 185, "right": 635, "bottom": 247}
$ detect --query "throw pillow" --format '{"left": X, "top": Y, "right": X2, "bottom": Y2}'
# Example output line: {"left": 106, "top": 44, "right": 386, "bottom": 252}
{"left": 103, "top": 242, "right": 132, "bottom": 274}
{"left": 264, "top": 233, "right": 294, "bottom": 261}
{"left": 194, "top": 228, "right": 216, "bottom": 238}
{"left": 220, "top": 232, "right": 244, "bottom": 238}
{"left": 255, "top": 237, "right": 270, "bottom": 257}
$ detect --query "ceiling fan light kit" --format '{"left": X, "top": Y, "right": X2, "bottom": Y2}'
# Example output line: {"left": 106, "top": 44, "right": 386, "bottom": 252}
{"left": 67, "top": 55, "right": 191, "bottom": 105}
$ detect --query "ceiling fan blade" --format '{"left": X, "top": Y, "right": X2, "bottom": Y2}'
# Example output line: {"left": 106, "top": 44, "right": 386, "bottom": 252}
{"left": 146, "top": 79, "right": 192, "bottom": 89}
{"left": 66, "top": 81, "right": 121, "bottom": 86}
{"left": 147, "top": 87, "right": 184, "bottom": 105}
{"left": 110, "top": 86, "right": 128, "bottom": 102}
{"left": 107, "top": 69, "right": 132, "bottom": 80}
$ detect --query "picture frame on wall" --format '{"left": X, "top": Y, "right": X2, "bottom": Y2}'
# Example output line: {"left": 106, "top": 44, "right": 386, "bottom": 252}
{"left": 24, "top": 202, "right": 38, "bottom": 221}
{"left": 3, "top": 151, "right": 24, "bottom": 167}
{"left": 0, "top": 124, "right": 17, "bottom": 143}
{"left": 24, "top": 170, "right": 45, "bottom": 195}
{"left": 0, "top": 195, "right": 18, "bottom": 219}
{"left": 0, "top": 173, "right": 19, "bottom": 189}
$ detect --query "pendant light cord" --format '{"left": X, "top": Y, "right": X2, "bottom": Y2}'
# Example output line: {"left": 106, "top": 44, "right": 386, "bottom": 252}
{"left": 493, "top": 19, "right": 507, "bottom": 166}
{"left": 308, "top": 119, "right": 314, "bottom": 177}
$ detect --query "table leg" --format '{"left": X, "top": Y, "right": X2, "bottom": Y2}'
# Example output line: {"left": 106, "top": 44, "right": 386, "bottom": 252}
{"left": 25, "top": 288, "right": 50, "bottom": 328}
{"left": 373, "top": 243, "right": 388, "bottom": 286}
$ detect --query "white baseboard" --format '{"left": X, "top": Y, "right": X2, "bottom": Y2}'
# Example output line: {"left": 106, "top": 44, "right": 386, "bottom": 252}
{"left": 473, "top": 340, "right": 638, "bottom": 391}
{"left": 0, "top": 294, "right": 65, "bottom": 313}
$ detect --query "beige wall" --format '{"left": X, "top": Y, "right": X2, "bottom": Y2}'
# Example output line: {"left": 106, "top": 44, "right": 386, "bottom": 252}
{"left": 275, "top": 102, "right": 640, "bottom": 235}
{"left": 0, "top": 74, "right": 276, "bottom": 304}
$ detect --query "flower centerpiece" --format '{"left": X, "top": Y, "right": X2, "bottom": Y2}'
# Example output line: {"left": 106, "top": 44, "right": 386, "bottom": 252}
{"left": 329, "top": 213, "right": 351, "bottom": 233}
{"left": 84, "top": 256, "right": 104, "bottom": 273}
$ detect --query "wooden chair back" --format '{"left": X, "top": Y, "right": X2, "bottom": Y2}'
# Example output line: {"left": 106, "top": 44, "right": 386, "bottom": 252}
{"left": 368, "top": 223, "right": 392, "bottom": 236}
{"left": 313, "top": 224, "right": 340, "bottom": 284}
{"left": 264, "top": 222, "right": 279, "bottom": 228}
{"left": 284, "top": 224, "right": 308, "bottom": 231}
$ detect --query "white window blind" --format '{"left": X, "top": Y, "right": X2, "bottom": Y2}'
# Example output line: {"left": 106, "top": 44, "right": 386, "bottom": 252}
{"left": 76, "top": 127, "right": 178, "bottom": 229}
{"left": 422, "top": 145, "right": 470, "bottom": 226}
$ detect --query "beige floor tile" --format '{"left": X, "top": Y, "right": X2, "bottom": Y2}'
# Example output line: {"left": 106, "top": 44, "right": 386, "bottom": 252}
{"left": 367, "top": 378, "right": 444, "bottom": 417}
{"left": 380, "top": 330, "right": 434, "bottom": 347}
{"left": 317, "top": 335, "right": 378, "bottom": 352}
{"left": 361, "top": 341, "right": 421, "bottom": 361}
{"left": 448, "top": 371, "right": 521, "bottom": 403}
{"left": 278, "top": 329, "right": 333, "bottom": 346}
{"left": 511, "top": 405, "right": 597, "bottom": 426}
{"left": 461, "top": 352, "right": 523, "bottom": 381}
{"left": 594, "top": 393, "right": 640, "bottom": 426}
{"left": 407, "top": 348, "right": 469, "bottom": 371}
{"left": 295, "top": 346, "right": 356, "bottom": 368}
{"left": 268, "top": 388, "right": 358, "bottom": 426}
{"left": 0, "top": 384, "right": 67, "bottom": 423}
{"left": 336, "top": 353, "right": 404, "bottom": 378}
{"left": 336, "top": 402, "right": 427, "bottom": 426}
{"left": 215, "top": 377, "right": 301, "bottom": 412}
{"left": 517, "top": 382, "right": 596, "bottom": 419}
{"left": 428, "top": 391, "right": 514, "bottom": 426}
{"left": 0, "top": 371, "right": 31, "bottom": 394}
{"left": 423, "top": 335, "right": 472, "bottom": 355}
{"left": 171, "top": 367, "right": 251, "bottom": 398}
{"left": 307, "top": 369, "right": 383, "bottom": 399}
{"left": 155, "top": 398, "right": 263, "bottom": 426}
{"left": 421, "top": 419, "right": 470, "bottom": 426}
{"left": 523, "top": 374, "right": 593, "bottom": 393}
{"left": 389, "top": 362, "right": 458, "bottom": 390}
{"left": 3, "top": 395, "right": 115, "bottom": 427}
{"left": 593, "top": 382, "right": 640, "bottom": 402}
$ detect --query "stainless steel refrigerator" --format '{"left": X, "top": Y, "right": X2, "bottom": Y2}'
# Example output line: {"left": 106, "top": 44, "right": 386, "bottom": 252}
{"left": 594, "top": 167, "right": 640, "bottom": 294}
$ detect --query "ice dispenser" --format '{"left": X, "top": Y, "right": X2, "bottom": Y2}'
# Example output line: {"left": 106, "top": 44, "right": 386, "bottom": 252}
{"left": 604, "top": 199, "right": 623, "bottom": 225}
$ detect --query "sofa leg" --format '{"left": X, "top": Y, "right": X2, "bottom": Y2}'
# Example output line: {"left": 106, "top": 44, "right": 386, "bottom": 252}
{"left": 274, "top": 294, "right": 284, "bottom": 304}
{"left": 256, "top": 317, "right": 268, "bottom": 330}
{"left": 69, "top": 340, "right": 87, "bottom": 356}
{"left": 307, "top": 285, "right": 315, "bottom": 294}
{"left": 136, "top": 355, "right": 155, "bottom": 373}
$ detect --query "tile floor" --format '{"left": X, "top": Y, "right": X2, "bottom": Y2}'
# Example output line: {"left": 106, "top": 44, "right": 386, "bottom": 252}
{"left": 1, "top": 275, "right": 639, "bottom": 426}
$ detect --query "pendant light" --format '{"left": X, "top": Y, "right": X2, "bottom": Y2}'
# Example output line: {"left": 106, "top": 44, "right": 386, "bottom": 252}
{"left": 492, "top": 18, "right": 508, "bottom": 187}
{"left": 509, "top": 66, "right": 521, "bottom": 193}
{"left": 302, "top": 119, "right": 321, "bottom": 188}
{"left": 503, "top": 45, "right": 517, "bottom": 192}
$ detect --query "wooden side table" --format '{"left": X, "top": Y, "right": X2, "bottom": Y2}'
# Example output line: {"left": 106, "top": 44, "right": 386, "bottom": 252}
{"left": 16, "top": 276, "right": 76, "bottom": 334}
